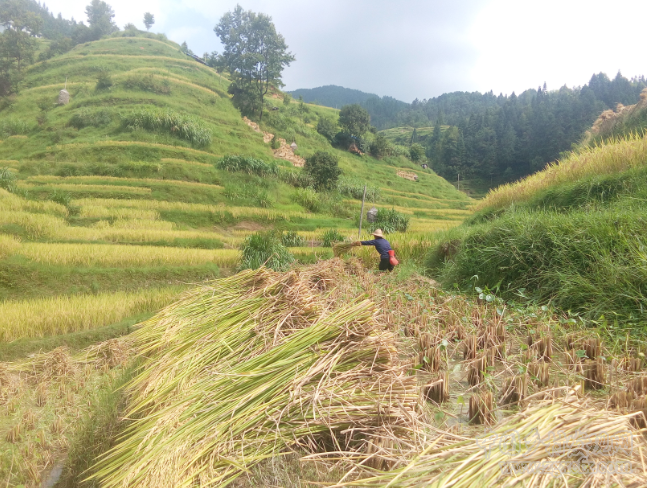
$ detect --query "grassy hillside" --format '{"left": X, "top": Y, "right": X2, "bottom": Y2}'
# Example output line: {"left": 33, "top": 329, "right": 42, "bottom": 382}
{"left": 426, "top": 103, "right": 647, "bottom": 324}
{"left": 0, "top": 32, "right": 472, "bottom": 486}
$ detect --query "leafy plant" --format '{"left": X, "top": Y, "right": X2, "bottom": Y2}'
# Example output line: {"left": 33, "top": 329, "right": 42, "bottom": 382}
{"left": 337, "top": 178, "right": 381, "bottom": 201}
{"left": 50, "top": 190, "right": 72, "bottom": 207}
{"left": 280, "top": 231, "right": 304, "bottom": 247}
{"left": 0, "top": 167, "right": 17, "bottom": 192}
{"left": 291, "top": 187, "right": 320, "bottom": 213}
{"left": 96, "top": 72, "right": 113, "bottom": 90}
{"left": 69, "top": 108, "right": 113, "bottom": 129}
{"left": 369, "top": 208, "right": 410, "bottom": 234}
{"left": 304, "top": 151, "right": 341, "bottom": 191}
{"left": 239, "top": 231, "right": 294, "bottom": 271}
{"left": 321, "top": 229, "right": 344, "bottom": 247}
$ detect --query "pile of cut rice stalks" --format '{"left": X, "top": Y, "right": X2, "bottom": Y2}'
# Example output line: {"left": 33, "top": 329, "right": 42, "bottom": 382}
{"left": 334, "top": 390, "right": 647, "bottom": 487}
{"left": 91, "top": 264, "right": 419, "bottom": 487}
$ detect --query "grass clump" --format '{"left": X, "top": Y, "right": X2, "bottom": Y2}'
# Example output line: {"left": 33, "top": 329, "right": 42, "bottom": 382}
{"left": 321, "top": 229, "right": 345, "bottom": 247}
{"left": 369, "top": 207, "right": 410, "bottom": 234}
{"left": 121, "top": 109, "right": 212, "bottom": 147}
{"left": 216, "top": 155, "right": 279, "bottom": 177}
{"left": 239, "top": 231, "right": 294, "bottom": 271}
{"left": 280, "top": 230, "right": 304, "bottom": 247}
{"left": 337, "top": 177, "right": 381, "bottom": 201}
{"left": 69, "top": 108, "right": 113, "bottom": 129}
{"left": 0, "top": 167, "right": 17, "bottom": 192}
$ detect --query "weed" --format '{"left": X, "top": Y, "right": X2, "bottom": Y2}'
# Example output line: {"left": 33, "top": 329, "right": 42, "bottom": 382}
{"left": 239, "top": 232, "right": 294, "bottom": 271}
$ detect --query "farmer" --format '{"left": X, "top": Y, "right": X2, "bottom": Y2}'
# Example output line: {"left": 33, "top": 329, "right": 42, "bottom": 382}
{"left": 353, "top": 229, "right": 398, "bottom": 271}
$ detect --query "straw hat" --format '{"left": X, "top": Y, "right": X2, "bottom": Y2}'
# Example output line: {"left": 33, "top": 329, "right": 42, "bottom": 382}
{"left": 371, "top": 229, "right": 384, "bottom": 238}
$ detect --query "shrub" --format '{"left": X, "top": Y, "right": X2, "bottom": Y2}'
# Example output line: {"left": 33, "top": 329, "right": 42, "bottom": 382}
{"left": 239, "top": 231, "right": 294, "bottom": 271}
{"left": 96, "top": 72, "right": 113, "bottom": 90}
{"left": 321, "top": 229, "right": 344, "bottom": 247}
{"left": 280, "top": 231, "right": 304, "bottom": 247}
{"left": 270, "top": 134, "right": 280, "bottom": 149}
{"left": 223, "top": 183, "right": 272, "bottom": 208}
{"left": 369, "top": 208, "right": 410, "bottom": 234}
{"left": 370, "top": 133, "right": 392, "bottom": 159}
{"left": 0, "top": 119, "right": 33, "bottom": 137}
{"left": 69, "top": 108, "right": 113, "bottom": 129}
{"left": 316, "top": 117, "right": 337, "bottom": 141}
{"left": 291, "top": 187, "right": 320, "bottom": 213}
{"left": 121, "top": 109, "right": 212, "bottom": 147}
{"left": 50, "top": 190, "right": 72, "bottom": 207}
{"left": 279, "top": 169, "right": 314, "bottom": 188}
{"left": 216, "top": 155, "right": 279, "bottom": 177}
{"left": 0, "top": 167, "right": 17, "bottom": 192}
{"left": 409, "top": 143, "right": 426, "bottom": 162}
{"left": 304, "top": 151, "right": 341, "bottom": 191}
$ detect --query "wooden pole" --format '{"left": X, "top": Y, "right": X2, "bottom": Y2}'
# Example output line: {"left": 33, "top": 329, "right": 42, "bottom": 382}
{"left": 358, "top": 184, "right": 367, "bottom": 239}
{"left": 457, "top": 173, "right": 460, "bottom": 191}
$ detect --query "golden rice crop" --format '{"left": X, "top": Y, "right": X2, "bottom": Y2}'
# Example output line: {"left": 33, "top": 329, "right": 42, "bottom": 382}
{"left": 160, "top": 158, "right": 212, "bottom": 167}
{"left": 0, "top": 234, "right": 21, "bottom": 259}
{"left": 479, "top": 133, "right": 647, "bottom": 211}
{"left": 62, "top": 226, "right": 227, "bottom": 244}
{"left": 0, "top": 188, "right": 68, "bottom": 216}
{"left": 91, "top": 264, "right": 418, "bottom": 488}
{"left": 0, "top": 211, "right": 66, "bottom": 239}
{"left": 26, "top": 175, "right": 223, "bottom": 190}
{"left": 72, "top": 198, "right": 310, "bottom": 220}
{"left": 91, "top": 219, "right": 176, "bottom": 231}
{"left": 407, "top": 219, "right": 462, "bottom": 233}
{"left": 20, "top": 242, "right": 240, "bottom": 267}
{"left": 78, "top": 205, "right": 160, "bottom": 220}
{"left": 50, "top": 140, "right": 217, "bottom": 158}
{"left": 20, "top": 183, "right": 152, "bottom": 195}
{"left": 0, "top": 288, "right": 182, "bottom": 342}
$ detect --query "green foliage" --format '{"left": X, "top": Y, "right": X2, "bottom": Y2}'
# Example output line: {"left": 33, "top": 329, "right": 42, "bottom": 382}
{"left": 239, "top": 231, "right": 294, "bottom": 271}
{"left": 291, "top": 187, "right": 319, "bottom": 212}
{"left": 321, "top": 229, "right": 344, "bottom": 247}
{"left": 216, "top": 155, "right": 279, "bottom": 176}
{"left": 0, "top": 167, "right": 16, "bottom": 192}
{"left": 143, "top": 12, "right": 155, "bottom": 31}
{"left": 69, "top": 108, "right": 112, "bottom": 129}
{"left": 278, "top": 169, "right": 314, "bottom": 188}
{"left": 316, "top": 116, "right": 337, "bottom": 141}
{"left": 0, "top": 118, "right": 33, "bottom": 136}
{"left": 337, "top": 177, "right": 381, "bottom": 201}
{"left": 370, "top": 133, "right": 392, "bottom": 159}
{"left": 50, "top": 190, "right": 72, "bottom": 207}
{"left": 304, "top": 151, "right": 341, "bottom": 191}
{"left": 215, "top": 5, "right": 295, "bottom": 121}
{"left": 121, "top": 74, "right": 171, "bottom": 95}
{"left": 339, "top": 104, "right": 370, "bottom": 137}
{"left": 409, "top": 143, "right": 426, "bottom": 162}
{"left": 282, "top": 93, "right": 291, "bottom": 106}
{"left": 85, "top": 0, "right": 118, "bottom": 40}
{"left": 369, "top": 208, "right": 410, "bottom": 234}
{"left": 223, "top": 182, "right": 272, "bottom": 208}
{"left": 96, "top": 71, "right": 114, "bottom": 90}
{"left": 121, "top": 109, "right": 212, "bottom": 147}
{"left": 280, "top": 230, "right": 304, "bottom": 247}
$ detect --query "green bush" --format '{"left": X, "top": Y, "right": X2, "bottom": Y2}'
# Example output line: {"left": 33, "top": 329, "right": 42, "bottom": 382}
{"left": 239, "top": 231, "right": 294, "bottom": 271}
{"left": 369, "top": 208, "right": 409, "bottom": 234}
{"left": 50, "top": 190, "right": 72, "bottom": 207}
{"left": 216, "top": 155, "right": 279, "bottom": 177}
{"left": 280, "top": 231, "right": 304, "bottom": 247}
{"left": 279, "top": 169, "right": 314, "bottom": 188}
{"left": 96, "top": 72, "right": 113, "bottom": 90}
{"left": 223, "top": 183, "right": 272, "bottom": 208}
{"left": 304, "top": 151, "right": 341, "bottom": 191}
{"left": 121, "top": 109, "right": 212, "bottom": 147}
{"left": 69, "top": 108, "right": 113, "bottom": 129}
{"left": 0, "top": 118, "right": 33, "bottom": 137}
{"left": 316, "top": 117, "right": 337, "bottom": 141}
{"left": 321, "top": 229, "right": 345, "bottom": 247}
{"left": 0, "top": 167, "right": 16, "bottom": 192}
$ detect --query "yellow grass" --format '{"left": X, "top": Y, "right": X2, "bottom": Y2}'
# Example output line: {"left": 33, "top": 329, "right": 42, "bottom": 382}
{"left": 479, "top": 133, "right": 647, "bottom": 211}
{"left": 160, "top": 158, "right": 212, "bottom": 168}
{"left": 79, "top": 205, "right": 160, "bottom": 220}
{"left": 407, "top": 219, "right": 462, "bottom": 233}
{"left": 20, "top": 182, "right": 152, "bottom": 195}
{"left": 63, "top": 226, "right": 226, "bottom": 244}
{"left": 72, "top": 198, "right": 310, "bottom": 220}
{"left": 0, "top": 234, "right": 20, "bottom": 259}
{"left": 0, "top": 288, "right": 182, "bottom": 342}
{"left": 0, "top": 188, "right": 68, "bottom": 216}
{"left": 26, "top": 175, "right": 223, "bottom": 190}
{"left": 0, "top": 211, "right": 66, "bottom": 239}
{"left": 92, "top": 219, "right": 175, "bottom": 231}
{"left": 19, "top": 242, "right": 240, "bottom": 267}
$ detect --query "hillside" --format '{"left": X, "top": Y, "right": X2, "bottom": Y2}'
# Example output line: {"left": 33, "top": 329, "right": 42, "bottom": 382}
{"left": 287, "top": 84, "right": 383, "bottom": 108}
{"left": 0, "top": 32, "right": 473, "bottom": 486}
{"left": 426, "top": 93, "right": 647, "bottom": 323}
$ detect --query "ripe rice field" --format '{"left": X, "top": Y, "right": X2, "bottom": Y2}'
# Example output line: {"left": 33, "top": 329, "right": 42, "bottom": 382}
{"left": 0, "top": 287, "right": 182, "bottom": 342}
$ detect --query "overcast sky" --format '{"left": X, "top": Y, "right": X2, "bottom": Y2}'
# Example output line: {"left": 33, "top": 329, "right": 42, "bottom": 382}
{"left": 45, "top": 0, "right": 646, "bottom": 102}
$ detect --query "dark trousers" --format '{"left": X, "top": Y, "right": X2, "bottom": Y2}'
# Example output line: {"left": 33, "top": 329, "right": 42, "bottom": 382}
{"left": 379, "top": 258, "right": 394, "bottom": 272}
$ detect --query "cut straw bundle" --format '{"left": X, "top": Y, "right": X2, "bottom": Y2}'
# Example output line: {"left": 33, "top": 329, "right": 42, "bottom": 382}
{"left": 337, "top": 393, "right": 647, "bottom": 487}
{"left": 333, "top": 242, "right": 355, "bottom": 257}
{"left": 91, "top": 265, "right": 418, "bottom": 487}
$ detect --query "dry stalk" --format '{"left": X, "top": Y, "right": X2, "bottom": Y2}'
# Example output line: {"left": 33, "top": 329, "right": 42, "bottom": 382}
{"left": 468, "top": 390, "right": 495, "bottom": 425}
{"left": 423, "top": 372, "right": 449, "bottom": 404}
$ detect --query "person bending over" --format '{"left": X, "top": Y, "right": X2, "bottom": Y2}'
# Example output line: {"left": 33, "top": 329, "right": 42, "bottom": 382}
{"left": 353, "top": 228, "right": 396, "bottom": 271}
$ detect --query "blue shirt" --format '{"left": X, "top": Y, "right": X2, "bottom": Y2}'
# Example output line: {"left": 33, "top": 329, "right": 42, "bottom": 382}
{"left": 361, "top": 238, "right": 392, "bottom": 259}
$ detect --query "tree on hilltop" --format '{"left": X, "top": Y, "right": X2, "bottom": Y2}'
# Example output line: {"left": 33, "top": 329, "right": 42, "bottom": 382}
{"left": 85, "top": 0, "right": 118, "bottom": 40}
{"left": 214, "top": 5, "right": 295, "bottom": 121}
{"left": 339, "top": 104, "right": 370, "bottom": 138}
{"left": 143, "top": 12, "right": 154, "bottom": 31}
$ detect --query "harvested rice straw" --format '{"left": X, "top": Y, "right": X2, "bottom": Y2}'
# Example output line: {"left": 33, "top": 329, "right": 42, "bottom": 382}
{"left": 333, "top": 242, "right": 355, "bottom": 257}
{"left": 337, "top": 393, "right": 647, "bottom": 487}
{"left": 92, "top": 265, "right": 419, "bottom": 488}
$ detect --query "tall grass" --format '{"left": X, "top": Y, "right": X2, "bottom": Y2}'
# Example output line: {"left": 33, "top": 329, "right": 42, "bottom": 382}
{"left": 79, "top": 205, "right": 160, "bottom": 220}
{"left": 0, "top": 288, "right": 181, "bottom": 342}
{"left": 0, "top": 234, "right": 21, "bottom": 258}
{"left": 216, "top": 154, "right": 279, "bottom": 176}
{"left": 19, "top": 242, "right": 239, "bottom": 267}
{"left": 121, "top": 109, "right": 212, "bottom": 147}
{"left": 239, "top": 232, "right": 294, "bottom": 271}
{"left": 479, "top": 133, "right": 647, "bottom": 212}
{"left": 0, "top": 188, "right": 68, "bottom": 216}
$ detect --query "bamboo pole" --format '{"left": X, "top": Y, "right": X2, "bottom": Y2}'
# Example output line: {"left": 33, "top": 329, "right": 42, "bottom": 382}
{"left": 358, "top": 184, "right": 367, "bottom": 239}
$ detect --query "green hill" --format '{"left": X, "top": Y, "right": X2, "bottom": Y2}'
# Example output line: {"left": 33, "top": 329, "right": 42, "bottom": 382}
{"left": 426, "top": 95, "right": 647, "bottom": 324}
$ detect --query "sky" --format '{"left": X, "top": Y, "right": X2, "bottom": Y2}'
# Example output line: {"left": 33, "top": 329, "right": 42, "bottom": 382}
{"left": 43, "top": 0, "right": 647, "bottom": 102}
